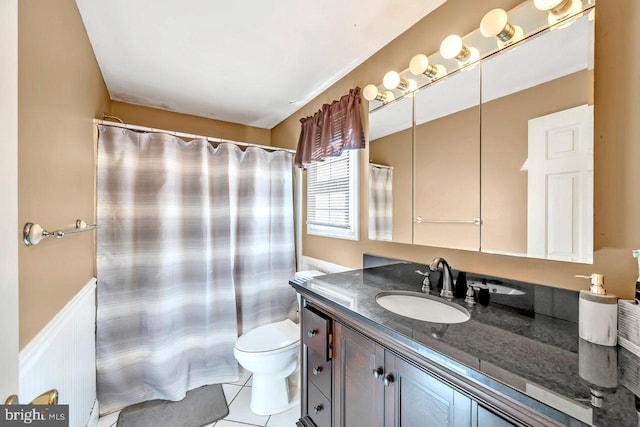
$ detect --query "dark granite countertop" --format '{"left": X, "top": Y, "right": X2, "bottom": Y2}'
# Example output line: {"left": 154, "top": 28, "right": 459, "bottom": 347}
{"left": 290, "top": 261, "right": 640, "bottom": 426}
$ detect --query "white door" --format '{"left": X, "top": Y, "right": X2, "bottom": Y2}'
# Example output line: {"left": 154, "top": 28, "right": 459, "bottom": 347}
{"left": 527, "top": 104, "right": 593, "bottom": 263}
{"left": 0, "top": 0, "right": 20, "bottom": 402}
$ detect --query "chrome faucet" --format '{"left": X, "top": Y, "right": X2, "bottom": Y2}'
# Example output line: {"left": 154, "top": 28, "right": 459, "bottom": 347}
{"left": 429, "top": 257, "right": 454, "bottom": 299}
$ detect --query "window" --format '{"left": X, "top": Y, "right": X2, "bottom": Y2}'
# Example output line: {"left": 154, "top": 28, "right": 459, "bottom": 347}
{"left": 307, "top": 150, "right": 359, "bottom": 240}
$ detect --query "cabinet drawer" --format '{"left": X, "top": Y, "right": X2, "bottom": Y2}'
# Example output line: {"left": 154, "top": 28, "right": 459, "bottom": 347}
{"left": 302, "top": 306, "right": 330, "bottom": 360}
{"left": 308, "top": 382, "right": 331, "bottom": 427}
{"left": 307, "top": 347, "right": 332, "bottom": 399}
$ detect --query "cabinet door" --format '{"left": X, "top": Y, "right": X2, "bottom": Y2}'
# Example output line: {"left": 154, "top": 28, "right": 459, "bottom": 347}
{"left": 385, "top": 354, "right": 471, "bottom": 427}
{"left": 333, "top": 323, "right": 385, "bottom": 427}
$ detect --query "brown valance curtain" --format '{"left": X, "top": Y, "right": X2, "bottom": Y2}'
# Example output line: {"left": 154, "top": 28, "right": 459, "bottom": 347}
{"left": 294, "top": 87, "right": 365, "bottom": 168}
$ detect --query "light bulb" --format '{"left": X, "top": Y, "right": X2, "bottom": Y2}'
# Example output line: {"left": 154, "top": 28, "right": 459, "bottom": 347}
{"left": 383, "top": 71, "right": 410, "bottom": 91}
{"left": 384, "top": 91, "right": 395, "bottom": 102}
{"left": 409, "top": 54, "right": 446, "bottom": 80}
{"left": 481, "top": 9, "right": 508, "bottom": 37}
{"left": 383, "top": 71, "right": 401, "bottom": 90}
{"left": 407, "top": 79, "right": 418, "bottom": 92}
{"left": 363, "top": 84, "right": 380, "bottom": 101}
{"left": 533, "top": 0, "right": 569, "bottom": 12}
{"left": 409, "top": 54, "right": 429, "bottom": 75}
{"left": 480, "top": 9, "right": 523, "bottom": 47}
{"left": 535, "top": 0, "right": 583, "bottom": 27}
{"left": 440, "top": 35, "right": 466, "bottom": 60}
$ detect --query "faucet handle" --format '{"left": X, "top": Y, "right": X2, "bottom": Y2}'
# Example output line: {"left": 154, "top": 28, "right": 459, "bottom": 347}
{"left": 464, "top": 286, "right": 476, "bottom": 305}
{"left": 415, "top": 270, "right": 432, "bottom": 293}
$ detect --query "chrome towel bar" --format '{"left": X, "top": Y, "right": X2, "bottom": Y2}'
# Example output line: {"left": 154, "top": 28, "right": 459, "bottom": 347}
{"left": 415, "top": 216, "right": 482, "bottom": 225}
{"left": 23, "top": 219, "right": 97, "bottom": 246}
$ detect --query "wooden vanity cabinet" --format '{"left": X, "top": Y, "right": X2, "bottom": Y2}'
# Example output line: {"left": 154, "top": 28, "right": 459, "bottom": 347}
{"left": 300, "top": 306, "right": 333, "bottom": 427}
{"left": 334, "top": 322, "right": 474, "bottom": 427}
{"left": 298, "top": 300, "right": 533, "bottom": 427}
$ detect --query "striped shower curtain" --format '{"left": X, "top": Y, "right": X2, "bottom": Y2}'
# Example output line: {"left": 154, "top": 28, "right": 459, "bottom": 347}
{"left": 96, "top": 126, "right": 295, "bottom": 414}
{"left": 368, "top": 164, "right": 393, "bottom": 241}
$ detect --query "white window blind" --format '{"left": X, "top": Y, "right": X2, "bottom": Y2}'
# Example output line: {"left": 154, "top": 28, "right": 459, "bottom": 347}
{"left": 307, "top": 150, "right": 358, "bottom": 239}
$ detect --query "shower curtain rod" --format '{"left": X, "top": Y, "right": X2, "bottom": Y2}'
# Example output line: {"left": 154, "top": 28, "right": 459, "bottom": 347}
{"left": 94, "top": 119, "right": 296, "bottom": 154}
{"left": 369, "top": 162, "right": 393, "bottom": 170}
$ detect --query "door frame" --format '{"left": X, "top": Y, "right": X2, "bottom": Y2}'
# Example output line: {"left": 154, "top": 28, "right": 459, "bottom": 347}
{"left": 0, "top": 0, "right": 20, "bottom": 402}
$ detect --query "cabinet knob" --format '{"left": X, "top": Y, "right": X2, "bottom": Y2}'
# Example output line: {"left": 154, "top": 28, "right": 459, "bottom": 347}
{"left": 383, "top": 374, "right": 395, "bottom": 386}
{"left": 313, "top": 404, "right": 323, "bottom": 414}
{"left": 312, "top": 366, "right": 322, "bottom": 375}
{"left": 308, "top": 329, "right": 318, "bottom": 337}
{"left": 372, "top": 367, "right": 383, "bottom": 379}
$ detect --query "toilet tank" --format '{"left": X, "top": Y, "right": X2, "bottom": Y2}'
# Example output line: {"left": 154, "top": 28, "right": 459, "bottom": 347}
{"left": 293, "top": 270, "right": 325, "bottom": 321}
{"left": 294, "top": 270, "right": 325, "bottom": 280}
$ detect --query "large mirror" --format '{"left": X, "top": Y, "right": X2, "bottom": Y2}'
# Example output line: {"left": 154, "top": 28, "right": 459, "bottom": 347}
{"left": 481, "top": 12, "right": 594, "bottom": 263}
{"left": 366, "top": 2, "right": 594, "bottom": 263}
{"left": 368, "top": 96, "right": 413, "bottom": 243}
{"left": 413, "top": 67, "right": 480, "bottom": 250}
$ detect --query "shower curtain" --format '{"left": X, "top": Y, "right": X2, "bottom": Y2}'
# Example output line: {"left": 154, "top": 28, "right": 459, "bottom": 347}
{"left": 368, "top": 164, "right": 393, "bottom": 241}
{"left": 96, "top": 126, "right": 295, "bottom": 414}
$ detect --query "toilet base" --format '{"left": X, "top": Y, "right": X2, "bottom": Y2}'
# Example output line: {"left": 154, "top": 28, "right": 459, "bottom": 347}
{"left": 249, "top": 370, "right": 300, "bottom": 416}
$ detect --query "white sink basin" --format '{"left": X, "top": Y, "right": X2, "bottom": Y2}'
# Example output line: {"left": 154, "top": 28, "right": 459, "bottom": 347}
{"left": 375, "top": 292, "right": 470, "bottom": 324}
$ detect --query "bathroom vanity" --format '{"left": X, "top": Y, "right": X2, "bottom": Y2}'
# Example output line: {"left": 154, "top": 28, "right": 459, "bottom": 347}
{"left": 291, "top": 262, "right": 639, "bottom": 427}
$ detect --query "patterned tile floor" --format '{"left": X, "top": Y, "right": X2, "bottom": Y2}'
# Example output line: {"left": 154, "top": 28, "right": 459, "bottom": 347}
{"left": 96, "top": 370, "right": 300, "bottom": 427}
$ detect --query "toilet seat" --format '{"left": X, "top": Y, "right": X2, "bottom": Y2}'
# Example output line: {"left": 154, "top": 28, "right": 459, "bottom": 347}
{"left": 235, "top": 319, "right": 299, "bottom": 353}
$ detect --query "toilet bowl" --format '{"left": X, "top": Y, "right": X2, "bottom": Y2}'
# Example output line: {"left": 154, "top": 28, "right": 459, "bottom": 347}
{"left": 233, "top": 318, "right": 301, "bottom": 415}
{"left": 234, "top": 270, "right": 325, "bottom": 415}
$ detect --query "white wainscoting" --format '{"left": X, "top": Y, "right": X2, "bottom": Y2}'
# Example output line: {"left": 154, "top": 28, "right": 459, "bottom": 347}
{"left": 19, "top": 278, "right": 97, "bottom": 427}
{"left": 299, "top": 255, "right": 351, "bottom": 274}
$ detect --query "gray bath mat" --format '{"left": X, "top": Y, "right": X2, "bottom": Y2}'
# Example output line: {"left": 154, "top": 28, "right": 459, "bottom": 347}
{"left": 117, "top": 384, "right": 229, "bottom": 427}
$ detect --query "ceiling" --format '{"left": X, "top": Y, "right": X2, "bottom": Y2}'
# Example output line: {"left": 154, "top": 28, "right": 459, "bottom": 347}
{"left": 75, "top": 0, "right": 446, "bottom": 129}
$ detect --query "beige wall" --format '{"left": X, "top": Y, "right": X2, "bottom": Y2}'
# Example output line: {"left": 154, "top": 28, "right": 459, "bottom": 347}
{"left": 414, "top": 106, "right": 480, "bottom": 250}
{"left": 482, "top": 71, "right": 592, "bottom": 255}
{"left": 272, "top": 0, "right": 640, "bottom": 299}
{"left": 110, "top": 101, "right": 271, "bottom": 146}
{"left": 18, "top": 0, "right": 110, "bottom": 349}
{"left": 16, "top": 1, "right": 274, "bottom": 350}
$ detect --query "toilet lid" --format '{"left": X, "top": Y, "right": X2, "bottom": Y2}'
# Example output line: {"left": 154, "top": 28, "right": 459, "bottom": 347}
{"left": 235, "top": 319, "right": 300, "bottom": 353}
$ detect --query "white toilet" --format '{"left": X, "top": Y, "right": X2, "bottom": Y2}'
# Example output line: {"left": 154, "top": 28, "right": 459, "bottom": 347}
{"left": 233, "top": 270, "right": 325, "bottom": 415}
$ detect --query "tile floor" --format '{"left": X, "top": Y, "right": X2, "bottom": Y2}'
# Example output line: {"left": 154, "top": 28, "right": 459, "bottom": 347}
{"left": 96, "top": 370, "right": 301, "bottom": 427}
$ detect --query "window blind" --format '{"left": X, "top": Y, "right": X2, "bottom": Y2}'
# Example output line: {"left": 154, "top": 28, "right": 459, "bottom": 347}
{"left": 307, "top": 151, "right": 353, "bottom": 230}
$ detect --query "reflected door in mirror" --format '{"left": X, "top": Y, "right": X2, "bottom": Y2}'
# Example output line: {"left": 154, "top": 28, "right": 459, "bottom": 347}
{"left": 480, "top": 13, "right": 594, "bottom": 262}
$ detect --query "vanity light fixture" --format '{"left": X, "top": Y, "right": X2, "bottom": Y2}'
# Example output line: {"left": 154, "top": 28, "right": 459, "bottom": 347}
{"left": 409, "top": 54, "right": 446, "bottom": 80}
{"left": 480, "top": 9, "right": 524, "bottom": 48}
{"left": 439, "top": 35, "right": 479, "bottom": 66}
{"left": 534, "top": 0, "right": 583, "bottom": 26}
{"left": 363, "top": 84, "right": 395, "bottom": 103}
{"left": 383, "top": 71, "right": 410, "bottom": 91}
{"left": 406, "top": 78, "right": 418, "bottom": 92}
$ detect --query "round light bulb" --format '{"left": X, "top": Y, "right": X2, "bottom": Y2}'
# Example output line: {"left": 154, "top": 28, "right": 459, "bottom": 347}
{"left": 407, "top": 79, "right": 418, "bottom": 92}
{"left": 409, "top": 54, "right": 429, "bottom": 75}
{"left": 440, "top": 35, "right": 464, "bottom": 60}
{"left": 363, "top": 84, "right": 380, "bottom": 101}
{"left": 383, "top": 71, "right": 401, "bottom": 90}
{"left": 384, "top": 91, "right": 395, "bottom": 102}
{"left": 480, "top": 9, "right": 509, "bottom": 37}
{"left": 547, "top": 0, "right": 582, "bottom": 27}
{"left": 533, "top": 0, "right": 566, "bottom": 11}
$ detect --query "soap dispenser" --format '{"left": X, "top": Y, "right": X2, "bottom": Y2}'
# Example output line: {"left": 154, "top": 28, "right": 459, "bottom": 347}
{"left": 576, "top": 274, "right": 618, "bottom": 347}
